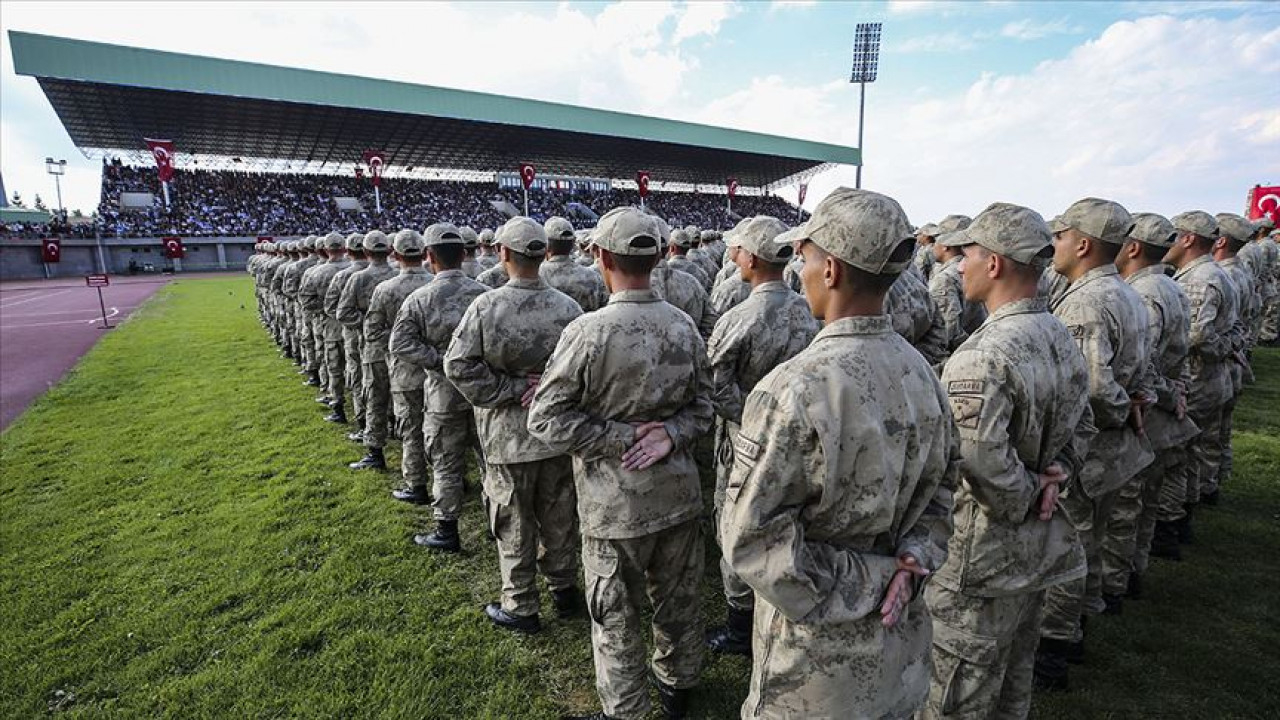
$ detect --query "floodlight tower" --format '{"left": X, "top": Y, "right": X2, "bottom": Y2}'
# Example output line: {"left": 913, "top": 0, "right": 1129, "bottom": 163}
{"left": 850, "top": 23, "right": 881, "bottom": 189}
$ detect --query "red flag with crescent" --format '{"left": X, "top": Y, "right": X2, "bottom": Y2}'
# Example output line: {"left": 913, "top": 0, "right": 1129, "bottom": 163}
{"left": 362, "top": 150, "right": 386, "bottom": 188}
{"left": 1247, "top": 184, "right": 1280, "bottom": 224}
{"left": 41, "top": 238, "right": 61, "bottom": 263}
{"left": 519, "top": 163, "right": 537, "bottom": 190}
{"left": 637, "top": 171, "right": 651, "bottom": 198}
{"left": 798, "top": 182, "right": 808, "bottom": 206}
{"left": 727, "top": 178, "right": 740, "bottom": 198}
{"left": 162, "top": 236, "right": 185, "bottom": 259}
{"left": 144, "top": 138, "right": 176, "bottom": 182}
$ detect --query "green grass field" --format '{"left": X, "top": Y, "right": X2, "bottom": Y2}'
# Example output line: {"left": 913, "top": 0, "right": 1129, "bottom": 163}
{"left": 2, "top": 276, "right": 1277, "bottom": 718}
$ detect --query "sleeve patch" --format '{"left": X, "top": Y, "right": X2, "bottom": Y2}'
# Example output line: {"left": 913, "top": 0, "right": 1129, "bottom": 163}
{"left": 733, "top": 433, "right": 762, "bottom": 467}
{"left": 948, "top": 379, "right": 986, "bottom": 395}
{"left": 949, "top": 396, "right": 985, "bottom": 430}
{"left": 1069, "top": 324, "right": 1086, "bottom": 338}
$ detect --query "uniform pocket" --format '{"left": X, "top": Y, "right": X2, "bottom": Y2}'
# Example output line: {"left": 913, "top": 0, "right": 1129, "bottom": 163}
{"left": 583, "top": 539, "right": 620, "bottom": 625}
{"left": 931, "top": 620, "right": 1001, "bottom": 715}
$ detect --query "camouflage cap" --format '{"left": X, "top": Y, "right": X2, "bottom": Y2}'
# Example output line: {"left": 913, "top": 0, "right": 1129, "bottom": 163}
{"left": 1254, "top": 216, "right": 1276, "bottom": 232}
{"left": 345, "top": 233, "right": 365, "bottom": 251}
{"left": 651, "top": 215, "right": 672, "bottom": 248}
{"left": 1215, "top": 213, "right": 1254, "bottom": 243}
{"left": 393, "top": 229, "right": 426, "bottom": 257}
{"left": 670, "top": 228, "right": 697, "bottom": 249}
{"left": 940, "top": 202, "right": 1052, "bottom": 264}
{"left": 575, "top": 229, "right": 592, "bottom": 248}
{"left": 263, "top": 242, "right": 275, "bottom": 252}
{"left": 1127, "top": 213, "right": 1177, "bottom": 248}
{"left": 917, "top": 223, "right": 941, "bottom": 238}
{"left": 459, "top": 226, "right": 479, "bottom": 249}
{"left": 498, "top": 217, "right": 549, "bottom": 256}
{"left": 1049, "top": 198, "right": 1134, "bottom": 245}
{"left": 478, "top": 228, "right": 496, "bottom": 246}
{"left": 735, "top": 216, "right": 793, "bottom": 264}
{"left": 1171, "top": 210, "right": 1218, "bottom": 240}
{"left": 543, "top": 216, "right": 575, "bottom": 241}
{"left": 700, "top": 229, "right": 720, "bottom": 243}
{"left": 790, "top": 187, "right": 915, "bottom": 274}
{"left": 724, "top": 216, "right": 754, "bottom": 248}
{"left": 323, "top": 231, "right": 346, "bottom": 250}
{"left": 938, "top": 215, "right": 972, "bottom": 234}
{"left": 593, "top": 207, "right": 660, "bottom": 256}
{"left": 363, "top": 230, "right": 391, "bottom": 252}
{"left": 423, "top": 222, "right": 464, "bottom": 247}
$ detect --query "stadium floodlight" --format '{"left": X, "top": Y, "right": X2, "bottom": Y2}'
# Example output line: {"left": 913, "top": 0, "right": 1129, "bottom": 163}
{"left": 850, "top": 22, "right": 882, "bottom": 189}
{"left": 44, "top": 157, "right": 67, "bottom": 220}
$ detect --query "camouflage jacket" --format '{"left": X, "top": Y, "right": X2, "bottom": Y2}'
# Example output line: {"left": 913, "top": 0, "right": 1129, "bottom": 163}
{"left": 460, "top": 257, "right": 483, "bottom": 279}
{"left": 914, "top": 243, "right": 936, "bottom": 282}
{"left": 363, "top": 267, "right": 434, "bottom": 371}
{"left": 887, "top": 269, "right": 950, "bottom": 366}
{"left": 476, "top": 263, "right": 509, "bottom": 290}
{"left": 688, "top": 246, "right": 719, "bottom": 278}
{"left": 709, "top": 272, "right": 750, "bottom": 316}
{"left": 937, "top": 297, "right": 1090, "bottom": 596}
{"left": 476, "top": 252, "right": 499, "bottom": 270}
{"left": 719, "top": 315, "right": 957, "bottom": 719}
{"left": 1051, "top": 265, "right": 1154, "bottom": 496}
{"left": 1039, "top": 266, "right": 1071, "bottom": 308}
{"left": 269, "top": 258, "right": 298, "bottom": 296}
{"left": 539, "top": 255, "right": 608, "bottom": 312}
{"left": 668, "top": 255, "right": 712, "bottom": 290}
{"left": 1126, "top": 265, "right": 1199, "bottom": 450}
{"left": 1220, "top": 257, "right": 1257, "bottom": 349}
{"left": 336, "top": 259, "right": 397, "bottom": 330}
{"left": 651, "top": 261, "right": 719, "bottom": 338}
{"left": 323, "top": 260, "right": 367, "bottom": 340}
{"left": 706, "top": 281, "right": 818, "bottom": 424}
{"left": 1172, "top": 255, "right": 1237, "bottom": 412}
{"left": 389, "top": 269, "right": 488, "bottom": 413}
{"left": 527, "top": 288, "right": 714, "bottom": 540}
{"left": 281, "top": 256, "right": 319, "bottom": 299}
{"left": 299, "top": 259, "right": 350, "bottom": 316}
{"left": 929, "top": 256, "right": 987, "bottom": 350}
{"left": 783, "top": 255, "right": 804, "bottom": 293}
{"left": 444, "top": 277, "right": 582, "bottom": 464}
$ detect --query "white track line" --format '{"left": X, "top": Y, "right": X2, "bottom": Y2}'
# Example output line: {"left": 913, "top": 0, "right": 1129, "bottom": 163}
{"left": 0, "top": 289, "right": 73, "bottom": 309}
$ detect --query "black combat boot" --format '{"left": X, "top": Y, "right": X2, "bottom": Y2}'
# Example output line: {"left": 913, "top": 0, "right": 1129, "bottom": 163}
{"left": 650, "top": 669, "right": 691, "bottom": 719}
{"left": 1102, "top": 593, "right": 1123, "bottom": 615}
{"left": 1200, "top": 488, "right": 1220, "bottom": 507}
{"left": 315, "top": 394, "right": 333, "bottom": 405}
{"left": 391, "top": 486, "right": 431, "bottom": 505}
{"left": 1033, "top": 639, "right": 1071, "bottom": 691}
{"left": 1150, "top": 521, "right": 1182, "bottom": 560}
{"left": 551, "top": 587, "right": 583, "bottom": 619}
{"left": 483, "top": 603, "right": 541, "bottom": 634}
{"left": 304, "top": 370, "right": 322, "bottom": 387}
{"left": 414, "top": 519, "right": 461, "bottom": 552}
{"left": 1126, "top": 572, "right": 1143, "bottom": 600}
{"left": 706, "top": 607, "right": 753, "bottom": 657}
{"left": 349, "top": 447, "right": 386, "bottom": 471}
{"left": 325, "top": 405, "right": 348, "bottom": 424}
{"left": 347, "top": 430, "right": 365, "bottom": 443}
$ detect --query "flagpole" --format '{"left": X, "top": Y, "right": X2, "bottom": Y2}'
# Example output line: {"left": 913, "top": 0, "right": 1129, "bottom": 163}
{"left": 523, "top": 186, "right": 529, "bottom": 217}
{"left": 161, "top": 181, "right": 170, "bottom": 208}
{"left": 375, "top": 185, "right": 381, "bottom": 213}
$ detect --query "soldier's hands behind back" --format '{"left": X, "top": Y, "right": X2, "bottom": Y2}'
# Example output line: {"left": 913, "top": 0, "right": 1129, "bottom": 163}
{"left": 1036, "top": 462, "right": 1068, "bottom": 521}
{"left": 880, "top": 554, "right": 929, "bottom": 628}
{"left": 621, "top": 422, "right": 673, "bottom": 471}
{"left": 521, "top": 373, "right": 542, "bottom": 408}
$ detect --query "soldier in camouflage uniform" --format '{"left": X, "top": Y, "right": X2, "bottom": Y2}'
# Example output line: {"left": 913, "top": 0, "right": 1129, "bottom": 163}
{"left": 270, "top": 241, "right": 301, "bottom": 359}
{"left": 389, "top": 225, "right": 488, "bottom": 549}
{"left": 887, "top": 267, "right": 950, "bottom": 366}
{"left": 1037, "top": 198, "right": 1153, "bottom": 686}
{"left": 288, "top": 237, "right": 323, "bottom": 380}
{"left": 720, "top": 188, "right": 957, "bottom": 720}
{"left": 476, "top": 228, "right": 499, "bottom": 270}
{"left": 1209, "top": 214, "right": 1258, "bottom": 502}
{"left": 924, "top": 203, "right": 1090, "bottom": 718}
{"left": 541, "top": 216, "right": 608, "bottom": 312}
{"left": 687, "top": 229, "right": 720, "bottom": 280}
{"left": 701, "top": 229, "right": 727, "bottom": 269}
{"left": 322, "top": 234, "right": 368, "bottom": 426}
{"left": 528, "top": 207, "right": 713, "bottom": 720}
{"left": 1112, "top": 214, "right": 1198, "bottom": 576}
{"left": 650, "top": 218, "right": 719, "bottom": 338}
{"left": 352, "top": 230, "right": 434, "bottom": 472}
{"left": 668, "top": 229, "right": 712, "bottom": 290}
{"left": 1165, "top": 211, "right": 1237, "bottom": 525}
{"left": 299, "top": 233, "right": 350, "bottom": 402}
{"left": 338, "top": 231, "right": 398, "bottom": 453}
{"left": 930, "top": 230, "right": 988, "bottom": 353}
{"left": 299, "top": 239, "right": 333, "bottom": 394}
{"left": 704, "top": 217, "right": 818, "bottom": 658}
{"left": 1252, "top": 218, "right": 1279, "bottom": 343}
{"left": 460, "top": 226, "right": 484, "bottom": 279}
{"left": 914, "top": 222, "right": 939, "bottom": 282}
{"left": 444, "top": 217, "right": 584, "bottom": 633}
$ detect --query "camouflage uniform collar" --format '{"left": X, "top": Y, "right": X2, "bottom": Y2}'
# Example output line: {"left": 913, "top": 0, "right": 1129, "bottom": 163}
{"left": 1125, "top": 264, "right": 1170, "bottom": 284}
{"left": 1060, "top": 264, "right": 1119, "bottom": 300}
{"left": 984, "top": 296, "right": 1048, "bottom": 325}
{"left": 941, "top": 255, "right": 962, "bottom": 270}
{"left": 434, "top": 268, "right": 466, "bottom": 279}
{"left": 544, "top": 255, "right": 573, "bottom": 264}
{"left": 505, "top": 277, "right": 548, "bottom": 290}
{"left": 750, "top": 280, "right": 789, "bottom": 295}
{"left": 399, "top": 266, "right": 430, "bottom": 276}
{"left": 1172, "top": 253, "right": 1214, "bottom": 280}
{"left": 654, "top": 258, "right": 670, "bottom": 269}
{"left": 815, "top": 314, "right": 894, "bottom": 339}
{"left": 607, "top": 288, "right": 661, "bottom": 305}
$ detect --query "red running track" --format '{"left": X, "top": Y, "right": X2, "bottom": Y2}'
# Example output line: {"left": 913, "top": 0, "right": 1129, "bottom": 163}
{"left": 0, "top": 276, "right": 173, "bottom": 431}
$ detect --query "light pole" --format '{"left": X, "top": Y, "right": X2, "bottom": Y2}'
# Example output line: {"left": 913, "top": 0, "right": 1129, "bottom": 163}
{"left": 850, "top": 23, "right": 881, "bottom": 189}
{"left": 45, "top": 157, "right": 66, "bottom": 220}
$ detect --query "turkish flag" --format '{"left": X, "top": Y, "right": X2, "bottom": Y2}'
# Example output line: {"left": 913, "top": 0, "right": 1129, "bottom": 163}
{"left": 637, "top": 171, "right": 651, "bottom": 198}
{"left": 727, "top": 178, "right": 739, "bottom": 198}
{"left": 162, "top": 236, "right": 185, "bottom": 259}
{"left": 1247, "top": 185, "right": 1280, "bottom": 224}
{"left": 362, "top": 150, "right": 386, "bottom": 187}
{"left": 798, "top": 182, "right": 808, "bottom": 206}
{"left": 257, "top": 236, "right": 273, "bottom": 242}
{"left": 41, "top": 238, "right": 61, "bottom": 263}
{"left": 519, "top": 163, "right": 536, "bottom": 190}
{"left": 144, "top": 138, "right": 176, "bottom": 182}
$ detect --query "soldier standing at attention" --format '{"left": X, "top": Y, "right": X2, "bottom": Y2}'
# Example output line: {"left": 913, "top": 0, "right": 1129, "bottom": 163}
{"left": 930, "top": 229, "right": 987, "bottom": 353}
{"left": 351, "top": 230, "right": 434, "bottom": 471}
{"left": 650, "top": 218, "right": 720, "bottom": 338}
{"left": 460, "top": 226, "right": 484, "bottom": 279}
{"left": 528, "top": 207, "right": 713, "bottom": 720}
{"left": 322, "top": 234, "right": 368, "bottom": 427}
{"left": 338, "top": 231, "right": 398, "bottom": 453}
{"left": 1036, "top": 198, "right": 1153, "bottom": 688}
{"left": 914, "top": 223, "right": 939, "bottom": 281}
{"left": 541, "top": 216, "right": 608, "bottom": 312}
{"left": 1250, "top": 217, "right": 1279, "bottom": 344}
{"left": 719, "top": 188, "right": 957, "bottom": 720}
{"left": 445, "top": 217, "right": 584, "bottom": 633}
{"left": 476, "top": 228, "right": 499, "bottom": 270}
{"left": 299, "top": 233, "right": 350, "bottom": 402}
{"left": 1209, "top": 214, "right": 1258, "bottom": 503}
{"left": 389, "top": 224, "right": 488, "bottom": 549}
{"left": 704, "top": 216, "right": 818, "bottom": 658}
{"left": 923, "top": 203, "right": 1090, "bottom": 718}
{"left": 667, "top": 229, "right": 713, "bottom": 291}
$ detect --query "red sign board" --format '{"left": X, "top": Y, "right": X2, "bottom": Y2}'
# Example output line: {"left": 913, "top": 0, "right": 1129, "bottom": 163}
{"left": 86, "top": 274, "right": 110, "bottom": 287}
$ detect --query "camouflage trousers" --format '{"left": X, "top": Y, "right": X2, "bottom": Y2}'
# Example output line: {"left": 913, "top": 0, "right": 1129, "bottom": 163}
{"left": 1156, "top": 448, "right": 1190, "bottom": 524}
{"left": 361, "top": 359, "right": 392, "bottom": 449}
{"left": 343, "top": 330, "right": 365, "bottom": 428}
{"left": 1261, "top": 293, "right": 1280, "bottom": 343}
{"left": 1134, "top": 447, "right": 1185, "bottom": 575}
{"left": 392, "top": 388, "right": 427, "bottom": 491}
{"left": 1217, "top": 396, "right": 1238, "bottom": 490}
{"left": 427, "top": 409, "right": 481, "bottom": 521}
{"left": 324, "top": 338, "right": 346, "bottom": 405}
{"left": 308, "top": 316, "right": 326, "bottom": 379}
{"left": 484, "top": 457, "right": 578, "bottom": 617}
{"left": 922, "top": 585, "right": 1044, "bottom": 720}
{"left": 714, "top": 418, "right": 754, "bottom": 613}
{"left": 584, "top": 519, "right": 704, "bottom": 720}
{"left": 1101, "top": 472, "right": 1147, "bottom": 597}
{"left": 1186, "top": 405, "right": 1226, "bottom": 503}
{"left": 1041, "top": 481, "right": 1118, "bottom": 643}
{"left": 296, "top": 303, "right": 313, "bottom": 368}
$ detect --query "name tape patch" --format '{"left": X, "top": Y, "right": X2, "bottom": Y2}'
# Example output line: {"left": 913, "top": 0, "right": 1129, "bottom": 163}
{"left": 948, "top": 379, "right": 986, "bottom": 395}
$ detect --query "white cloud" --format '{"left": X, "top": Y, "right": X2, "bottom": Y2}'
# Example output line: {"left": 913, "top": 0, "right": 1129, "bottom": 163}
{"left": 673, "top": 1, "right": 739, "bottom": 43}
{"left": 887, "top": 0, "right": 945, "bottom": 14}
{"left": 893, "top": 32, "right": 979, "bottom": 54}
{"left": 769, "top": 0, "right": 817, "bottom": 10}
{"left": 999, "top": 18, "right": 1081, "bottom": 40}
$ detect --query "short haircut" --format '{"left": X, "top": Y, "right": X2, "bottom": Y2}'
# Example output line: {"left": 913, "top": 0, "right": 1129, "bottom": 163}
{"left": 1125, "top": 238, "right": 1167, "bottom": 264}
{"left": 430, "top": 244, "right": 465, "bottom": 268}
{"left": 610, "top": 251, "right": 659, "bottom": 276}
{"left": 508, "top": 249, "right": 543, "bottom": 270}
{"left": 1222, "top": 235, "right": 1248, "bottom": 253}
{"left": 843, "top": 238, "right": 915, "bottom": 296}
{"left": 1187, "top": 233, "right": 1215, "bottom": 252}
{"left": 548, "top": 237, "right": 575, "bottom": 256}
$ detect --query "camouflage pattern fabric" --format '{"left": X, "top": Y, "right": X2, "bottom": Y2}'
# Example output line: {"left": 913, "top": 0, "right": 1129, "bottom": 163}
{"left": 539, "top": 255, "right": 608, "bottom": 312}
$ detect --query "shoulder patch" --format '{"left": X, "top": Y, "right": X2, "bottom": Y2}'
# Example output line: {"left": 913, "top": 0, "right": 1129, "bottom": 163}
{"left": 949, "top": 395, "right": 985, "bottom": 430}
{"left": 948, "top": 379, "right": 985, "bottom": 395}
{"left": 733, "top": 433, "right": 762, "bottom": 467}
{"left": 1069, "top": 324, "right": 1086, "bottom": 338}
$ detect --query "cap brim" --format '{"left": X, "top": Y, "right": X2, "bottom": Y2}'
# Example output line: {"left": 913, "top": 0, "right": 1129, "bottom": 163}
{"left": 1048, "top": 217, "right": 1069, "bottom": 233}
{"left": 937, "top": 230, "right": 971, "bottom": 247}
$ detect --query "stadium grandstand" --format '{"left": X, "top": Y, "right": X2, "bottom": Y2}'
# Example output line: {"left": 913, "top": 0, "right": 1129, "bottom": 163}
{"left": 3, "top": 31, "right": 859, "bottom": 278}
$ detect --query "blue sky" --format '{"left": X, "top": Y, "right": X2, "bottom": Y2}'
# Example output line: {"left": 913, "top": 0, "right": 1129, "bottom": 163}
{"left": 2, "top": 1, "right": 1277, "bottom": 223}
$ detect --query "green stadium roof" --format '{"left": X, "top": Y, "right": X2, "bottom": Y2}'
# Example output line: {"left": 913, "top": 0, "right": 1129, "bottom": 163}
{"left": 9, "top": 31, "right": 858, "bottom": 189}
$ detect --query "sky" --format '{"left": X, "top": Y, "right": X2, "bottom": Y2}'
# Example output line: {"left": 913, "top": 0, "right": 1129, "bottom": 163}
{"left": 1, "top": 0, "right": 1278, "bottom": 225}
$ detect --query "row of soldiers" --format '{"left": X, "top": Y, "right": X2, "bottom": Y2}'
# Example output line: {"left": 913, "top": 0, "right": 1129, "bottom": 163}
{"left": 246, "top": 195, "right": 1278, "bottom": 720}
